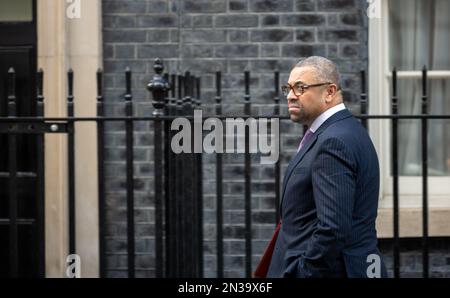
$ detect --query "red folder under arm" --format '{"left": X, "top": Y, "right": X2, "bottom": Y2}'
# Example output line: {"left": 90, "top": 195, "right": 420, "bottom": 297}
{"left": 253, "top": 221, "right": 281, "bottom": 278}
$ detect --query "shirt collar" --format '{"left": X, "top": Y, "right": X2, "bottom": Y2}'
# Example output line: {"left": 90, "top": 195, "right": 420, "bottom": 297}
{"left": 309, "top": 103, "right": 346, "bottom": 133}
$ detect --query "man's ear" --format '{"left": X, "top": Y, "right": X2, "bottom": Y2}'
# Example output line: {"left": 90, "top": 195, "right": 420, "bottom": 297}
{"left": 325, "top": 84, "right": 338, "bottom": 102}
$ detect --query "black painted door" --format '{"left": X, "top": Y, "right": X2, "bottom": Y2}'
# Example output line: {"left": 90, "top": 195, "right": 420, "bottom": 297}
{"left": 0, "top": 0, "right": 43, "bottom": 277}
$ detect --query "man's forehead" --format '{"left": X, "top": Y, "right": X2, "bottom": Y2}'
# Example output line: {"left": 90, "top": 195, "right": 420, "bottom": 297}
{"left": 288, "top": 66, "right": 316, "bottom": 84}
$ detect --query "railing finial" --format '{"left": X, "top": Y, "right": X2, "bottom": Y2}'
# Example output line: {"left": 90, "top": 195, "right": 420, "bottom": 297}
{"left": 148, "top": 58, "right": 170, "bottom": 116}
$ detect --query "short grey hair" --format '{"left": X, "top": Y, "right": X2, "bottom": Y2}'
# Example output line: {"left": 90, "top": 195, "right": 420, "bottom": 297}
{"left": 295, "top": 56, "right": 340, "bottom": 89}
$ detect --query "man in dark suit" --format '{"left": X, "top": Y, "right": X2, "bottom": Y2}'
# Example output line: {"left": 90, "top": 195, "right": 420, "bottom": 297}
{"left": 265, "top": 56, "right": 387, "bottom": 278}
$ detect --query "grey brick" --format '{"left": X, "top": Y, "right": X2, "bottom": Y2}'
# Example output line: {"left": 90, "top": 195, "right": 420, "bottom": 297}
{"left": 215, "top": 44, "right": 258, "bottom": 58}
{"left": 318, "top": 0, "right": 355, "bottom": 11}
{"left": 224, "top": 255, "right": 245, "bottom": 270}
{"left": 252, "top": 210, "right": 276, "bottom": 224}
{"left": 193, "top": 15, "right": 213, "bottom": 28}
{"left": 224, "top": 270, "right": 245, "bottom": 278}
{"left": 250, "top": 29, "right": 293, "bottom": 42}
{"left": 327, "top": 44, "right": 338, "bottom": 59}
{"left": 115, "top": 45, "right": 135, "bottom": 59}
{"left": 137, "top": 45, "right": 179, "bottom": 59}
{"left": 228, "top": 60, "right": 250, "bottom": 73}
{"left": 104, "top": 30, "right": 146, "bottom": 43}
{"left": 261, "top": 15, "right": 279, "bottom": 27}
{"left": 181, "top": 30, "right": 226, "bottom": 43}
{"left": 261, "top": 44, "right": 280, "bottom": 57}
{"left": 340, "top": 44, "right": 360, "bottom": 59}
{"left": 137, "top": 15, "right": 178, "bottom": 28}
{"left": 105, "top": 238, "right": 127, "bottom": 253}
{"left": 281, "top": 44, "right": 326, "bottom": 58}
{"left": 182, "top": 0, "right": 226, "bottom": 13}
{"left": 135, "top": 254, "right": 154, "bottom": 268}
{"left": 135, "top": 270, "right": 154, "bottom": 278}
{"left": 181, "top": 45, "right": 214, "bottom": 58}
{"left": 229, "top": 0, "right": 248, "bottom": 11}
{"left": 341, "top": 13, "right": 362, "bottom": 26}
{"left": 146, "top": 30, "right": 170, "bottom": 42}
{"left": 146, "top": 1, "right": 168, "bottom": 13}
{"left": 250, "top": 59, "right": 293, "bottom": 72}
{"left": 103, "top": 15, "right": 114, "bottom": 28}
{"left": 327, "top": 14, "right": 339, "bottom": 26}
{"left": 296, "top": 29, "right": 315, "bottom": 42}
{"left": 250, "top": 0, "right": 294, "bottom": 12}
{"left": 106, "top": 270, "right": 128, "bottom": 278}
{"left": 295, "top": 0, "right": 315, "bottom": 11}
{"left": 215, "top": 15, "right": 258, "bottom": 28}
{"left": 281, "top": 14, "right": 326, "bottom": 26}
{"left": 112, "top": 16, "right": 137, "bottom": 28}
{"left": 104, "top": 60, "right": 147, "bottom": 73}
{"left": 103, "top": 1, "right": 147, "bottom": 14}
{"left": 259, "top": 196, "right": 276, "bottom": 209}
{"left": 104, "top": 44, "right": 114, "bottom": 59}
{"left": 318, "top": 29, "right": 358, "bottom": 42}
{"left": 228, "top": 30, "right": 249, "bottom": 42}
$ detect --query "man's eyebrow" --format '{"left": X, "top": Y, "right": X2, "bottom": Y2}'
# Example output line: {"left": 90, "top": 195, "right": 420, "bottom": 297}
{"left": 287, "top": 80, "right": 305, "bottom": 85}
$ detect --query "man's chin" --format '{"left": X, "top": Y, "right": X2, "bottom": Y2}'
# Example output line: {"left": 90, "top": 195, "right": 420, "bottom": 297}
{"left": 289, "top": 114, "right": 302, "bottom": 123}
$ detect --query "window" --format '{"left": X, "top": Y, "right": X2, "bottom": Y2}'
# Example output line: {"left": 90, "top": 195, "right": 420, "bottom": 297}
{"left": 389, "top": 0, "right": 450, "bottom": 176}
{"left": 0, "top": 0, "right": 33, "bottom": 22}
{"left": 368, "top": 0, "right": 450, "bottom": 209}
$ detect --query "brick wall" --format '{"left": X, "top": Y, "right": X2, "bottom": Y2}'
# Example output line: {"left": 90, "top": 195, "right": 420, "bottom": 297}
{"left": 379, "top": 238, "right": 450, "bottom": 278}
{"left": 101, "top": 0, "right": 375, "bottom": 278}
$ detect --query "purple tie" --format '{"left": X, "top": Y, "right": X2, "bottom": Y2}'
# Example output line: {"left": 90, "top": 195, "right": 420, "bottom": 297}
{"left": 297, "top": 129, "right": 313, "bottom": 152}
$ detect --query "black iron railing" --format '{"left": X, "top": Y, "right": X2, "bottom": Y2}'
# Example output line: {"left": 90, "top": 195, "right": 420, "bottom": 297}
{"left": 0, "top": 59, "right": 449, "bottom": 278}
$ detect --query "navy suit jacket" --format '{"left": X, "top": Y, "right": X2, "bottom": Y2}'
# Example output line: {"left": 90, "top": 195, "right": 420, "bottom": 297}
{"left": 267, "top": 109, "right": 388, "bottom": 278}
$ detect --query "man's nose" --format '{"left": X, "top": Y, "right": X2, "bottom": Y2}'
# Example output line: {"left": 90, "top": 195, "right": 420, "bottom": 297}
{"left": 287, "top": 91, "right": 298, "bottom": 103}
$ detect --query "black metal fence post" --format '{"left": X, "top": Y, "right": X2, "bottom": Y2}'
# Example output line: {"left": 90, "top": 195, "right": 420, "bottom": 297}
{"left": 183, "top": 71, "right": 194, "bottom": 277}
{"left": 165, "top": 74, "right": 177, "bottom": 277}
{"left": 175, "top": 74, "right": 184, "bottom": 277}
{"left": 214, "top": 71, "right": 224, "bottom": 278}
{"left": 96, "top": 69, "right": 106, "bottom": 278}
{"left": 421, "top": 66, "right": 429, "bottom": 278}
{"left": 36, "top": 69, "right": 46, "bottom": 277}
{"left": 391, "top": 68, "right": 400, "bottom": 278}
{"left": 7, "top": 68, "right": 18, "bottom": 278}
{"left": 244, "top": 70, "right": 252, "bottom": 278}
{"left": 195, "top": 76, "right": 204, "bottom": 278}
{"left": 67, "top": 69, "right": 76, "bottom": 257}
{"left": 124, "top": 67, "right": 135, "bottom": 278}
{"left": 163, "top": 72, "right": 172, "bottom": 278}
{"left": 148, "top": 58, "right": 170, "bottom": 278}
{"left": 273, "top": 70, "right": 281, "bottom": 225}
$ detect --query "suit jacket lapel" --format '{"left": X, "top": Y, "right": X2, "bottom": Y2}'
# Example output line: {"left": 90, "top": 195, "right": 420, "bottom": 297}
{"left": 279, "top": 109, "right": 353, "bottom": 217}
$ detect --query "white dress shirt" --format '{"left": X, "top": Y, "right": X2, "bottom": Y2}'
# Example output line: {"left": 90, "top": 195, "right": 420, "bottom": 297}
{"left": 309, "top": 103, "right": 346, "bottom": 133}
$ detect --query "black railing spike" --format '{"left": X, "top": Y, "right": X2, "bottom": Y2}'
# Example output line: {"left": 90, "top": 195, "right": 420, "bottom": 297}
{"left": 97, "top": 68, "right": 103, "bottom": 101}
{"left": 244, "top": 70, "right": 250, "bottom": 104}
{"left": 392, "top": 67, "right": 397, "bottom": 98}
{"left": 37, "top": 69, "right": 44, "bottom": 102}
{"left": 196, "top": 77, "right": 201, "bottom": 106}
{"left": 215, "top": 71, "right": 222, "bottom": 104}
{"left": 274, "top": 70, "right": 280, "bottom": 103}
{"left": 422, "top": 65, "right": 428, "bottom": 102}
{"left": 183, "top": 71, "right": 191, "bottom": 105}
{"left": 7, "top": 67, "right": 16, "bottom": 101}
{"left": 97, "top": 69, "right": 103, "bottom": 101}
{"left": 361, "top": 69, "right": 366, "bottom": 92}
{"left": 67, "top": 68, "right": 74, "bottom": 102}
{"left": 125, "top": 67, "right": 132, "bottom": 100}
{"left": 170, "top": 74, "right": 176, "bottom": 100}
